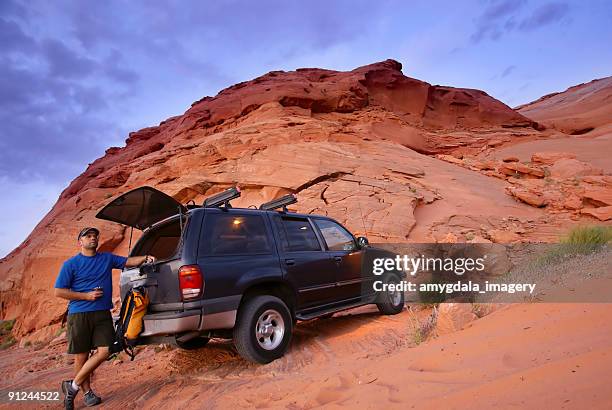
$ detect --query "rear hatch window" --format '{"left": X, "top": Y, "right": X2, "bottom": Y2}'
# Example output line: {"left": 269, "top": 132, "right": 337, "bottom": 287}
{"left": 131, "top": 216, "right": 186, "bottom": 261}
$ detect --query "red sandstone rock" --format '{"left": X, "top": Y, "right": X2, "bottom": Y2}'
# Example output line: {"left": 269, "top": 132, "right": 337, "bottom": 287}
{"left": 582, "top": 176, "right": 612, "bottom": 186}
{"left": 472, "top": 160, "right": 497, "bottom": 171}
{"left": 517, "top": 76, "right": 612, "bottom": 136}
{"left": 564, "top": 195, "right": 583, "bottom": 210}
{"left": 434, "top": 303, "right": 478, "bottom": 336}
{"left": 531, "top": 151, "right": 576, "bottom": 165}
{"left": 506, "top": 187, "right": 546, "bottom": 207}
{"left": 580, "top": 206, "right": 612, "bottom": 221}
{"left": 486, "top": 229, "right": 521, "bottom": 243}
{"left": 549, "top": 159, "right": 603, "bottom": 179}
{"left": 436, "top": 154, "right": 464, "bottom": 165}
{"left": 581, "top": 187, "right": 612, "bottom": 207}
{"left": 499, "top": 162, "right": 545, "bottom": 178}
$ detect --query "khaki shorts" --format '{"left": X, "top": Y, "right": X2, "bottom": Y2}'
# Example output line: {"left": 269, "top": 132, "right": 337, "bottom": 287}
{"left": 66, "top": 310, "right": 114, "bottom": 354}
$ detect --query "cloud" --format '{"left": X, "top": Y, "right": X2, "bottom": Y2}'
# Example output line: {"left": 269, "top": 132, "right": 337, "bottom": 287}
{"left": 501, "top": 65, "right": 516, "bottom": 78}
{"left": 470, "top": 0, "right": 569, "bottom": 43}
{"left": 0, "top": 1, "right": 142, "bottom": 185}
{"left": 102, "top": 49, "right": 140, "bottom": 85}
{"left": 518, "top": 2, "right": 570, "bottom": 31}
{"left": 0, "top": 17, "right": 36, "bottom": 52}
{"left": 482, "top": 0, "right": 527, "bottom": 19}
{"left": 471, "top": 0, "right": 527, "bottom": 43}
{"left": 0, "top": 0, "right": 28, "bottom": 21}
{"left": 0, "top": 57, "right": 121, "bottom": 182}
{"left": 42, "top": 38, "right": 97, "bottom": 79}
{"left": 0, "top": 71, "right": 120, "bottom": 185}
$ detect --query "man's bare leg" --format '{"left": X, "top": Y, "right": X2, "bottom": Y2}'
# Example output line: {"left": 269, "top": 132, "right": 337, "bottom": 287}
{"left": 73, "top": 347, "right": 109, "bottom": 387}
{"left": 73, "top": 352, "right": 91, "bottom": 392}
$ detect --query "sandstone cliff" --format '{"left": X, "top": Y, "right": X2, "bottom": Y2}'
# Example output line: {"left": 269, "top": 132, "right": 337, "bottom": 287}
{"left": 516, "top": 76, "right": 612, "bottom": 137}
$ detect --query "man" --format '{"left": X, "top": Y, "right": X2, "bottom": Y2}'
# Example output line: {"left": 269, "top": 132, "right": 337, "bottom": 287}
{"left": 54, "top": 227, "right": 156, "bottom": 409}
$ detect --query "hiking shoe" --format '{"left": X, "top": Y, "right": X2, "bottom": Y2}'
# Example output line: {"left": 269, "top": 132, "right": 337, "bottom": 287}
{"left": 61, "top": 380, "right": 79, "bottom": 410}
{"left": 83, "top": 390, "right": 102, "bottom": 407}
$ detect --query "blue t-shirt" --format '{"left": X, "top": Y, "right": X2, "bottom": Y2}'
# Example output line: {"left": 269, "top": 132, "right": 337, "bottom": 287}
{"left": 54, "top": 252, "right": 127, "bottom": 314}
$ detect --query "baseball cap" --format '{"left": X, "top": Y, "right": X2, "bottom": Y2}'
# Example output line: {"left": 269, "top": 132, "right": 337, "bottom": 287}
{"left": 77, "top": 227, "right": 100, "bottom": 240}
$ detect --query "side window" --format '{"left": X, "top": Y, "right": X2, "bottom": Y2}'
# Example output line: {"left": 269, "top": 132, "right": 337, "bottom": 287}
{"left": 200, "top": 213, "right": 271, "bottom": 256}
{"left": 314, "top": 219, "right": 357, "bottom": 251}
{"left": 274, "top": 216, "right": 321, "bottom": 252}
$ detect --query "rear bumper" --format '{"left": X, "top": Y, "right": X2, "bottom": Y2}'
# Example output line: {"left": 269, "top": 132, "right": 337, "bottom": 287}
{"left": 138, "top": 309, "right": 238, "bottom": 337}
{"left": 127, "top": 295, "right": 241, "bottom": 338}
{"left": 140, "top": 309, "right": 202, "bottom": 337}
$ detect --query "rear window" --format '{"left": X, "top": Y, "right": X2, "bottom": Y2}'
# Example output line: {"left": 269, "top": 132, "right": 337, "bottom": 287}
{"left": 199, "top": 213, "right": 271, "bottom": 256}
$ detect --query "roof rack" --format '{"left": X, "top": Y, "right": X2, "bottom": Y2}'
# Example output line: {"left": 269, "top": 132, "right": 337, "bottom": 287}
{"left": 259, "top": 194, "right": 297, "bottom": 212}
{"left": 203, "top": 187, "right": 241, "bottom": 208}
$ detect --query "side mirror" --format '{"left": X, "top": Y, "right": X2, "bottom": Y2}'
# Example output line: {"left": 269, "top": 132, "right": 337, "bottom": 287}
{"left": 357, "top": 236, "right": 369, "bottom": 249}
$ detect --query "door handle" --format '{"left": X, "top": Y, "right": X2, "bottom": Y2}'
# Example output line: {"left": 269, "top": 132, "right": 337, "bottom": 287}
{"left": 285, "top": 259, "right": 295, "bottom": 266}
{"left": 333, "top": 256, "right": 342, "bottom": 264}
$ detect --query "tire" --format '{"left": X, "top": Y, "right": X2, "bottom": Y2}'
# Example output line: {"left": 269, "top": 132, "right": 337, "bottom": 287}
{"left": 233, "top": 295, "right": 293, "bottom": 364}
{"left": 376, "top": 273, "right": 405, "bottom": 315}
{"left": 175, "top": 336, "right": 210, "bottom": 350}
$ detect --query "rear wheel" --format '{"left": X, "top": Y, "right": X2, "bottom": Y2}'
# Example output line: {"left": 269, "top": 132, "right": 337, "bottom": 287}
{"left": 233, "top": 295, "right": 293, "bottom": 364}
{"left": 376, "top": 273, "right": 405, "bottom": 315}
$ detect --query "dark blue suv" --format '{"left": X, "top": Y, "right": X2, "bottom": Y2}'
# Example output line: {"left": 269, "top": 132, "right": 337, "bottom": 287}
{"left": 96, "top": 186, "right": 404, "bottom": 363}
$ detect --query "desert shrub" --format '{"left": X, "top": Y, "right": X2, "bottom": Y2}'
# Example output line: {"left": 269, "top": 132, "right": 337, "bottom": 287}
{"left": 562, "top": 225, "right": 612, "bottom": 248}
{"left": 0, "top": 336, "right": 16, "bottom": 350}
{"left": 539, "top": 225, "right": 611, "bottom": 265}
{"left": 407, "top": 306, "right": 438, "bottom": 345}
{"left": 0, "top": 319, "right": 15, "bottom": 334}
{"left": 0, "top": 320, "right": 16, "bottom": 350}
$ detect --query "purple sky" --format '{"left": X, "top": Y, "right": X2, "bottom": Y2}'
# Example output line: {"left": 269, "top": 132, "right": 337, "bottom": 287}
{"left": 1, "top": 0, "right": 611, "bottom": 257}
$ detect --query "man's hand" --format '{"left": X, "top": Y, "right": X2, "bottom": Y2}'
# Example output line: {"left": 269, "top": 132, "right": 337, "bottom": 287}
{"left": 84, "top": 289, "right": 103, "bottom": 301}
{"left": 125, "top": 255, "right": 157, "bottom": 268}
{"left": 54, "top": 288, "right": 102, "bottom": 301}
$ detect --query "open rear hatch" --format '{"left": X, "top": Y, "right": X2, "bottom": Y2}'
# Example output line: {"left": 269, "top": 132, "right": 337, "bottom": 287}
{"left": 96, "top": 186, "right": 187, "bottom": 230}
{"left": 97, "top": 186, "right": 188, "bottom": 312}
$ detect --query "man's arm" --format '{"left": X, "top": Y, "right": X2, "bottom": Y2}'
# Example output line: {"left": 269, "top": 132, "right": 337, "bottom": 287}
{"left": 125, "top": 255, "right": 156, "bottom": 268}
{"left": 55, "top": 287, "right": 102, "bottom": 301}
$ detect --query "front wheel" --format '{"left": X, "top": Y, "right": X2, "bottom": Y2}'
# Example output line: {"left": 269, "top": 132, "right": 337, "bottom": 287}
{"left": 233, "top": 295, "right": 293, "bottom": 364}
{"left": 376, "top": 273, "right": 405, "bottom": 315}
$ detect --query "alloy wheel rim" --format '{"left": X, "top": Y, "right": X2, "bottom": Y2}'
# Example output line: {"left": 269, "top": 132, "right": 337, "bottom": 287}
{"left": 255, "top": 309, "right": 285, "bottom": 350}
{"left": 389, "top": 281, "right": 402, "bottom": 306}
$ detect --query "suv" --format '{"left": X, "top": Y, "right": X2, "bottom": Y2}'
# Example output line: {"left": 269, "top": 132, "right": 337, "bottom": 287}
{"left": 96, "top": 186, "right": 405, "bottom": 364}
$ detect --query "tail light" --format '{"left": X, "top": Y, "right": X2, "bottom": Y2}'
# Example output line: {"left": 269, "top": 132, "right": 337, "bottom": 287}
{"left": 178, "top": 265, "right": 203, "bottom": 300}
